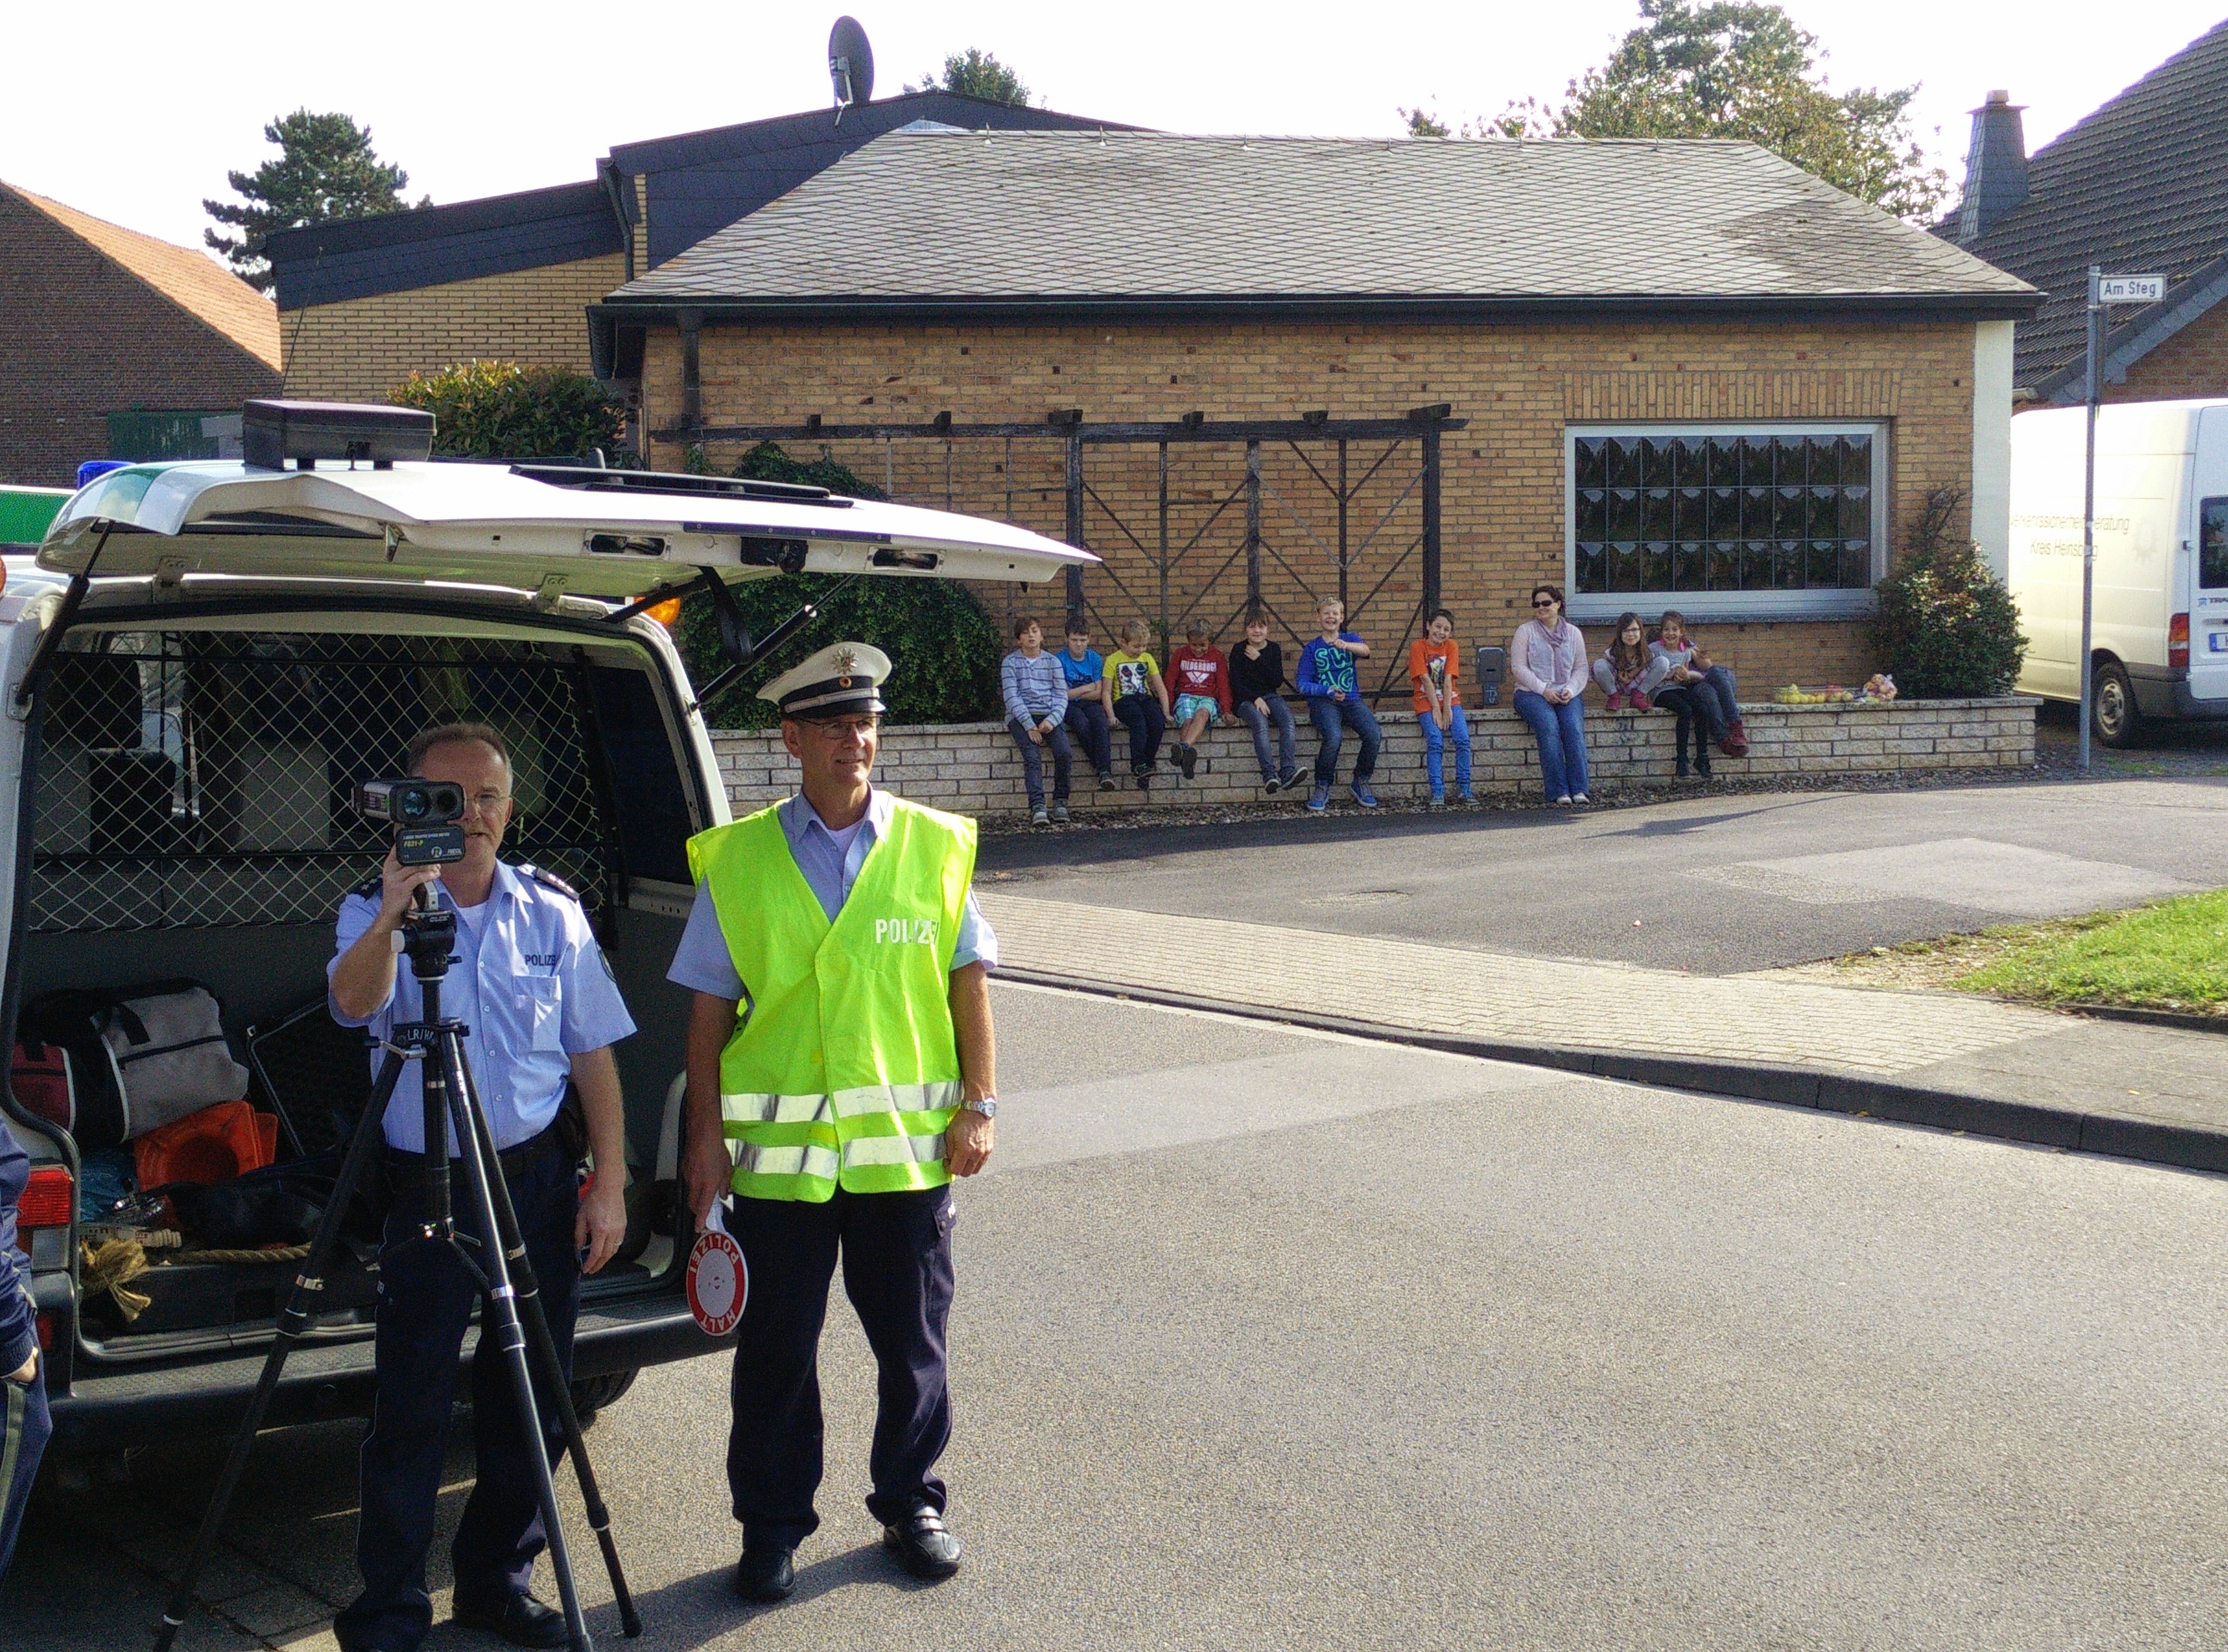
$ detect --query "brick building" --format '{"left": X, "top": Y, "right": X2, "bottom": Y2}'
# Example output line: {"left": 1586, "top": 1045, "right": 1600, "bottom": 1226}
{"left": 265, "top": 91, "right": 1127, "bottom": 408}
{"left": 1944, "top": 21, "right": 2228, "bottom": 403}
{"left": 588, "top": 131, "right": 2037, "bottom": 690}
{"left": 0, "top": 182, "right": 281, "bottom": 487}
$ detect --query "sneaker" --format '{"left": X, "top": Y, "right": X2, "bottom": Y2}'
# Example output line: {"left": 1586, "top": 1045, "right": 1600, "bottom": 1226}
{"left": 1552, "top": 794, "right": 1574, "bottom": 806}
{"left": 1352, "top": 785, "right": 1379, "bottom": 809}
{"left": 1676, "top": 759, "right": 1691, "bottom": 779}
{"left": 1098, "top": 774, "right": 1119, "bottom": 792}
{"left": 1278, "top": 766, "right": 1301, "bottom": 791}
{"left": 1429, "top": 792, "right": 1446, "bottom": 807}
{"left": 1263, "top": 774, "right": 1282, "bottom": 793}
{"left": 1605, "top": 691, "right": 1627, "bottom": 712}
{"left": 1721, "top": 721, "right": 1749, "bottom": 757}
{"left": 1307, "top": 785, "right": 1331, "bottom": 812}
{"left": 1570, "top": 792, "right": 1590, "bottom": 805}
{"left": 1629, "top": 691, "right": 1652, "bottom": 711}
{"left": 1178, "top": 743, "right": 1198, "bottom": 779}
{"left": 1696, "top": 755, "right": 1712, "bottom": 779}
{"left": 1458, "top": 787, "right": 1476, "bottom": 804}
{"left": 1030, "top": 806, "right": 1049, "bottom": 827}
{"left": 1137, "top": 771, "right": 1152, "bottom": 793}
{"left": 1051, "top": 802, "right": 1070, "bottom": 823}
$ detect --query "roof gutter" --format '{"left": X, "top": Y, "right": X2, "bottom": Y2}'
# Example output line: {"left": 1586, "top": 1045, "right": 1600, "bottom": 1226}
{"left": 2033, "top": 253, "right": 2228, "bottom": 404}
{"left": 588, "top": 290, "right": 2043, "bottom": 330}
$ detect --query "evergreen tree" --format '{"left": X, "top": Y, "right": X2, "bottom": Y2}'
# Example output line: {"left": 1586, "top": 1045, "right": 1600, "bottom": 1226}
{"left": 204, "top": 110, "right": 420, "bottom": 290}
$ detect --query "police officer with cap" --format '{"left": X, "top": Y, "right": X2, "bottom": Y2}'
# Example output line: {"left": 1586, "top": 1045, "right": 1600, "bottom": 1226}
{"left": 669, "top": 642, "right": 998, "bottom": 1603}
{"left": 328, "top": 722, "right": 636, "bottom": 1651}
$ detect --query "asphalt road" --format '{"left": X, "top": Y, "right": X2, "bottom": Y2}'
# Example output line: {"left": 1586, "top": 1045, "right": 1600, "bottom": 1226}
{"left": 14, "top": 983, "right": 2228, "bottom": 1649}
{"left": 977, "top": 774, "right": 2228, "bottom": 973}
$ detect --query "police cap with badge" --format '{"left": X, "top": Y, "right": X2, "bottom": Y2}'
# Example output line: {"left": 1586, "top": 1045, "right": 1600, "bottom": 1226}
{"left": 760, "top": 642, "right": 891, "bottom": 720}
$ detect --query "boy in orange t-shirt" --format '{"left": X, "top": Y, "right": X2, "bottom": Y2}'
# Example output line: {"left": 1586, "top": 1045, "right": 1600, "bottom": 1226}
{"left": 1408, "top": 607, "right": 1472, "bottom": 804}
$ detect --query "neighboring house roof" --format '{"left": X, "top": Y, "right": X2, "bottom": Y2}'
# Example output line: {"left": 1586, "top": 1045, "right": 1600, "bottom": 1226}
{"left": 604, "top": 88, "right": 1134, "bottom": 268}
{"left": 264, "top": 182, "right": 623, "bottom": 311}
{"left": 1944, "top": 21, "right": 2228, "bottom": 400}
{"left": 597, "top": 132, "right": 2038, "bottom": 326}
{"left": 260, "top": 91, "right": 1133, "bottom": 313}
{"left": 7, "top": 184, "right": 281, "bottom": 368}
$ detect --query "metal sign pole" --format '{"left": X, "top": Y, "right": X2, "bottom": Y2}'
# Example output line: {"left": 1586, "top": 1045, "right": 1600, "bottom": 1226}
{"left": 2080, "top": 264, "right": 2101, "bottom": 772}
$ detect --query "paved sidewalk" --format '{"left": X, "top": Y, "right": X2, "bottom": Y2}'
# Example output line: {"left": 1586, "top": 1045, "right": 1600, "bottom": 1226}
{"left": 980, "top": 891, "right": 2228, "bottom": 1171}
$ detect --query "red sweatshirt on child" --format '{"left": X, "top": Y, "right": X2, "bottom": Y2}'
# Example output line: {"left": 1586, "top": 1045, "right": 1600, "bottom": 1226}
{"left": 1166, "top": 645, "right": 1233, "bottom": 715}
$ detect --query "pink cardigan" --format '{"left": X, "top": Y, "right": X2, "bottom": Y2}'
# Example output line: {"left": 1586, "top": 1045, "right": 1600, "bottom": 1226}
{"left": 1509, "top": 618, "right": 1588, "bottom": 697}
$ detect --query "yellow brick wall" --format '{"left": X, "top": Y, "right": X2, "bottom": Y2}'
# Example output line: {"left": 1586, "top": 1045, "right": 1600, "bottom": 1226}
{"left": 277, "top": 254, "right": 625, "bottom": 401}
{"left": 642, "top": 318, "right": 1982, "bottom": 692}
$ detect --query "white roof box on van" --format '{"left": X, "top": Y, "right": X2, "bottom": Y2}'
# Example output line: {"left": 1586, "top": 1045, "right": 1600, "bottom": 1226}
{"left": 37, "top": 458, "right": 1094, "bottom": 599}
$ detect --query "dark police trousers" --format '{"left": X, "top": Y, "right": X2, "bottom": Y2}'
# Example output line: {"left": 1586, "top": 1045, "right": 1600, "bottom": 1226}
{"left": 335, "top": 1133, "right": 578, "bottom": 1652}
{"left": 0, "top": 1357, "right": 51, "bottom": 1586}
{"left": 726, "top": 1184, "right": 955, "bottom": 1548}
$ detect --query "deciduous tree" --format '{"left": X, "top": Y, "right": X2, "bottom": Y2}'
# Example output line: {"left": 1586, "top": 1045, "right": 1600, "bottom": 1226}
{"left": 906, "top": 48, "right": 1032, "bottom": 106}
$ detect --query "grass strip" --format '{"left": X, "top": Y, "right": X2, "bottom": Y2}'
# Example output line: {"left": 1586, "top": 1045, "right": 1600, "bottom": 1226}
{"left": 1951, "top": 889, "right": 2228, "bottom": 1014}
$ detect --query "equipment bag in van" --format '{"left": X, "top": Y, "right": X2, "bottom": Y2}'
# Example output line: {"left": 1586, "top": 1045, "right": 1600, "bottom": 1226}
{"left": 23, "top": 981, "right": 250, "bottom": 1149}
{"left": 10, "top": 1039, "right": 78, "bottom": 1132}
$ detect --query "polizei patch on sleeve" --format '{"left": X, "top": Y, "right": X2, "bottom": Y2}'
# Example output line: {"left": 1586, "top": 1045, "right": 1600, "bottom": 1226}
{"left": 873, "top": 918, "right": 940, "bottom": 946}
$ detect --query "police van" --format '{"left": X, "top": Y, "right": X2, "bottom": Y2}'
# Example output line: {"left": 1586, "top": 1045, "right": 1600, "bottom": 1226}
{"left": 0, "top": 400, "right": 1086, "bottom": 1465}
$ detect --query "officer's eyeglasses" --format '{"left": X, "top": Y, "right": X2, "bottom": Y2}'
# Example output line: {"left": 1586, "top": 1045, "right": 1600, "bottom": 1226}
{"left": 462, "top": 790, "right": 511, "bottom": 815}
{"left": 806, "top": 717, "right": 879, "bottom": 740}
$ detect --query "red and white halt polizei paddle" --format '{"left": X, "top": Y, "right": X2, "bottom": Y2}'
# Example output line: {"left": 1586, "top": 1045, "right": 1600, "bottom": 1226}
{"left": 687, "top": 1199, "right": 748, "bottom": 1337}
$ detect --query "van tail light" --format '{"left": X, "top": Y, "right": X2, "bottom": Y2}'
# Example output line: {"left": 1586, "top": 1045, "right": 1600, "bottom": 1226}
{"left": 2169, "top": 612, "right": 2190, "bottom": 668}
{"left": 16, "top": 1165, "right": 73, "bottom": 1242}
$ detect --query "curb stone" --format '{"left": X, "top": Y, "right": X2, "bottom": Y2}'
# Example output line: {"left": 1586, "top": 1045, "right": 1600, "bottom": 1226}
{"left": 997, "top": 969, "right": 2228, "bottom": 1178}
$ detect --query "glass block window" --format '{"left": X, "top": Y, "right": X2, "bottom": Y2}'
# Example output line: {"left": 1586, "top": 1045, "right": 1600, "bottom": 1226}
{"left": 1567, "top": 425, "right": 1884, "bottom": 609}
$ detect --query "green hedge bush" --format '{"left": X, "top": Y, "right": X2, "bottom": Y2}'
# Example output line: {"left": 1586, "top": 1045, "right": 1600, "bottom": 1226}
{"left": 677, "top": 444, "right": 1005, "bottom": 729}
{"left": 390, "top": 361, "right": 623, "bottom": 459}
{"left": 1870, "top": 486, "right": 2027, "bottom": 698}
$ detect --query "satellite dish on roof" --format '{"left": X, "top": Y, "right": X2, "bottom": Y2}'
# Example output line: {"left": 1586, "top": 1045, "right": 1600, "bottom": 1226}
{"left": 829, "top": 16, "right": 874, "bottom": 124}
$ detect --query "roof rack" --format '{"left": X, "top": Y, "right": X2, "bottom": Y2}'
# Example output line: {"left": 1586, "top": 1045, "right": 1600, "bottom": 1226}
{"left": 504, "top": 463, "right": 849, "bottom": 507}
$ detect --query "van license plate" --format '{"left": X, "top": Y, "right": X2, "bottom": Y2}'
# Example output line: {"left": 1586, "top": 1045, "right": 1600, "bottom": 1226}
{"left": 2212, "top": 634, "right": 2228, "bottom": 653}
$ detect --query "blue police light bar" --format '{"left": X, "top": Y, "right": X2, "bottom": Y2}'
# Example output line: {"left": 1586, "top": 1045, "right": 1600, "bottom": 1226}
{"left": 242, "top": 399, "right": 434, "bottom": 472}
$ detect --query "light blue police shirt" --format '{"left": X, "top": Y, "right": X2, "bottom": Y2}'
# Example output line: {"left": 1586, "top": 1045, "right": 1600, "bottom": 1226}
{"left": 330, "top": 860, "right": 636, "bottom": 1153}
{"left": 666, "top": 788, "right": 997, "bottom": 1000}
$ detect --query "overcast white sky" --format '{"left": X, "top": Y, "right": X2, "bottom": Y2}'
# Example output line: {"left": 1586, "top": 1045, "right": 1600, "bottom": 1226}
{"left": 6, "top": 2, "right": 2224, "bottom": 256}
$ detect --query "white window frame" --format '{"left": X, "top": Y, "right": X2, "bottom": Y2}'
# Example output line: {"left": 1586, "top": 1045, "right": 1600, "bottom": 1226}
{"left": 1564, "top": 420, "right": 1890, "bottom": 624}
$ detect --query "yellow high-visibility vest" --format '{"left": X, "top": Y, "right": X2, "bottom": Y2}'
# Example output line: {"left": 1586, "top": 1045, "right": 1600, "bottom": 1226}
{"left": 685, "top": 798, "right": 975, "bottom": 1202}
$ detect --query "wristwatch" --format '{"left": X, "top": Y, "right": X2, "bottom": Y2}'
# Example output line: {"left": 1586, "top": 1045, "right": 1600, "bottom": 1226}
{"left": 961, "top": 1096, "right": 998, "bottom": 1119}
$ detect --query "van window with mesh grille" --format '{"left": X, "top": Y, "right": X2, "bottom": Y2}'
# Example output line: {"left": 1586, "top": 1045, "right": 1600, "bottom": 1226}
{"left": 2203, "top": 499, "right": 2228, "bottom": 590}
{"left": 30, "top": 631, "right": 621, "bottom": 932}
{"left": 1568, "top": 427, "right": 1882, "bottom": 603}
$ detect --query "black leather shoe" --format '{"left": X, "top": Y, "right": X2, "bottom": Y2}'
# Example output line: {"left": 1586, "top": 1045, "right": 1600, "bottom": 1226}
{"left": 734, "top": 1543, "right": 797, "bottom": 1602}
{"left": 882, "top": 1504, "right": 963, "bottom": 1579}
{"left": 451, "top": 1589, "right": 568, "bottom": 1648}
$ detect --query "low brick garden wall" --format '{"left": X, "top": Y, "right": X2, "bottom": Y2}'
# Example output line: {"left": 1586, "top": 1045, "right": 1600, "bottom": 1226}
{"left": 710, "top": 697, "right": 2038, "bottom": 819}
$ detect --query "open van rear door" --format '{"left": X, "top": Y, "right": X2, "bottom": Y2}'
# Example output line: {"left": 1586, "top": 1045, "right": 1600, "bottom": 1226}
{"left": 36, "top": 460, "right": 1093, "bottom": 597}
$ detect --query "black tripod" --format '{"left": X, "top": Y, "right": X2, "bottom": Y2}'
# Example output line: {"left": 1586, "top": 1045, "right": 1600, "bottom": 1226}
{"left": 155, "top": 887, "right": 641, "bottom": 1651}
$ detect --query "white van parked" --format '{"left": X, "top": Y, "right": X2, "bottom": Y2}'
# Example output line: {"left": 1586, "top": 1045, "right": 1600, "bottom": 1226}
{"left": 0, "top": 400, "right": 1086, "bottom": 1463}
{"left": 2008, "top": 398, "right": 2228, "bottom": 745}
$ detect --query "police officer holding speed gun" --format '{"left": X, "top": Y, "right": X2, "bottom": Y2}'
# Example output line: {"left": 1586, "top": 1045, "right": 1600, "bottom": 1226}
{"left": 672, "top": 643, "right": 999, "bottom": 1605}
{"left": 328, "top": 722, "right": 635, "bottom": 1652}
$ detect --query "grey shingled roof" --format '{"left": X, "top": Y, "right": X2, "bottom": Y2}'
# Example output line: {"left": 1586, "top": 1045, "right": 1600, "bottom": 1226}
{"left": 1942, "top": 21, "right": 2228, "bottom": 399}
{"left": 603, "top": 131, "right": 2036, "bottom": 317}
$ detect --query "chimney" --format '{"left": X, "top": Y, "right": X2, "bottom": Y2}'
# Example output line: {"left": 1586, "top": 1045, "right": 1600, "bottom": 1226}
{"left": 1956, "top": 89, "right": 2028, "bottom": 245}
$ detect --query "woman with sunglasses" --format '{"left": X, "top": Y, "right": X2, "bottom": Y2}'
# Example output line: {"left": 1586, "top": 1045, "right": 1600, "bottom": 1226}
{"left": 1509, "top": 585, "right": 1591, "bottom": 804}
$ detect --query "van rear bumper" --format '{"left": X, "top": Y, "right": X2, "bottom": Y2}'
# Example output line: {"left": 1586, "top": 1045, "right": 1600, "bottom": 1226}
{"left": 47, "top": 1288, "right": 721, "bottom": 1456}
{"left": 2127, "top": 665, "right": 2228, "bottom": 721}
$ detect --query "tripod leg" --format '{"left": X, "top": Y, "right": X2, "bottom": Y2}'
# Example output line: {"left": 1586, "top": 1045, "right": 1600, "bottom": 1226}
{"left": 457, "top": 1056, "right": 642, "bottom": 1637}
{"left": 153, "top": 1051, "right": 406, "bottom": 1652}
{"left": 439, "top": 1037, "right": 594, "bottom": 1652}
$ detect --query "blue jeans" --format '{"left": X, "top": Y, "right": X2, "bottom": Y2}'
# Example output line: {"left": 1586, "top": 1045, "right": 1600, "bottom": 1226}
{"left": 1307, "top": 696, "right": 1382, "bottom": 786}
{"left": 1513, "top": 689, "right": 1589, "bottom": 800}
{"left": 1063, "top": 698, "right": 1113, "bottom": 774}
{"left": 1419, "top": 705, "right": 1472, "bottom": 794}
{"left": 1701, "top": 665, "right": 1739, "bottom": 729}
{"left": 0, "top": 1357, "right": 50, "bottom": 1588}
{"left": 1007, "top": 717, "right": 1073, "bottom": 808}
{"left": 1235, "top": 696, "right": 1298, "bottom": 781}
{"left": 1112, "top": 694, "right": 1165, "bottom": 772}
